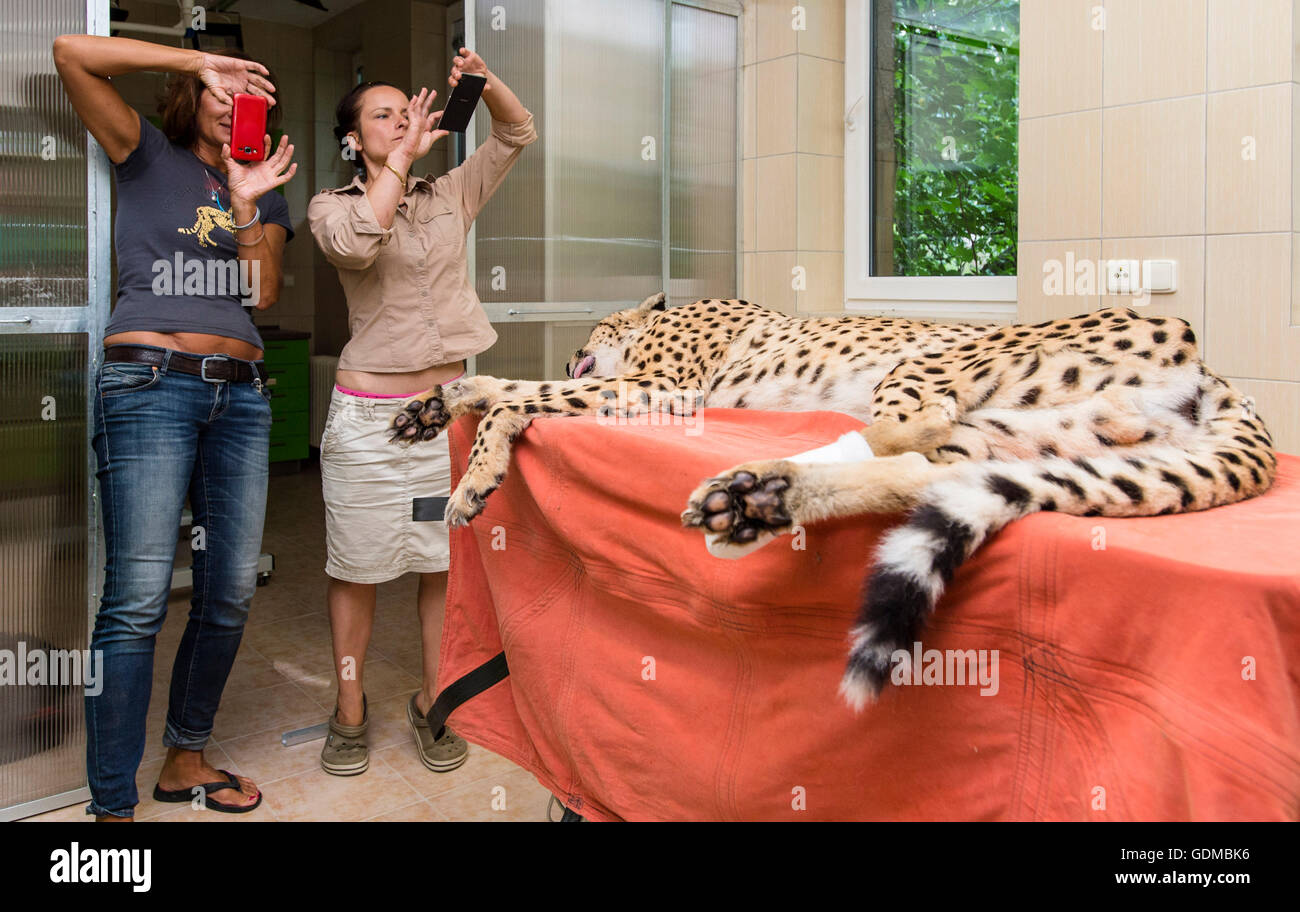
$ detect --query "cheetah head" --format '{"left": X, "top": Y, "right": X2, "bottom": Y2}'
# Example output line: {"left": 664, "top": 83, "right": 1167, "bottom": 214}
{"left": 566, "top": 291, "right": 667, "bottom": 379}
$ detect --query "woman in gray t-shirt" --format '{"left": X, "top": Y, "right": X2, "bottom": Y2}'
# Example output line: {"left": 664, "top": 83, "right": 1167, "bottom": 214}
{"left": 53, "top": 34, "right": 296, "bottom": 819}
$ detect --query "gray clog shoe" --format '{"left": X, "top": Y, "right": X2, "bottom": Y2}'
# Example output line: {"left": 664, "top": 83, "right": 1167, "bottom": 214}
{"left": 321, "top": 694, "right": 369, "bottom": 776}
{"left": 407, "top": 692, "right": 469, "bottom": 772}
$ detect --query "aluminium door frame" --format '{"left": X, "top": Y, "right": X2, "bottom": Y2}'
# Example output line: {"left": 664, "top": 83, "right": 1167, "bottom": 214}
{"left": 0, "top": 0, "right": 110, "bottom": 821}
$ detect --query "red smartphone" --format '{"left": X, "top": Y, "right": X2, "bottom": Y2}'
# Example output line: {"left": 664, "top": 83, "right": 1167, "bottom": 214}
{"left": 230, "top": 93, "right": 268, "bottom": 162}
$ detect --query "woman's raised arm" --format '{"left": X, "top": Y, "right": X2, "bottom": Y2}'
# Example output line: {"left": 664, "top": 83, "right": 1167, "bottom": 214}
{"left": 51, "top": 35, "right": 275, "bottom": 164}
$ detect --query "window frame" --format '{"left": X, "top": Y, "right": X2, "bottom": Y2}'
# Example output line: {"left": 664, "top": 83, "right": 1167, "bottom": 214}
{"left": 843, "top": 0, "right": 1018, "bottom": 321}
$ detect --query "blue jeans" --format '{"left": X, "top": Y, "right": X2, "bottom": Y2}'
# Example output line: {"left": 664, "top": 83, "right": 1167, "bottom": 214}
{"left": 86, "top": 346, "right": 272, "bottom": 818}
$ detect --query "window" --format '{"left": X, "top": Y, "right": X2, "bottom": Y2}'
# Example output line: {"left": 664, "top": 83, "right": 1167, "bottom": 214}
{"left": 845, "top": 0, "right": 1019, "bottom": 318}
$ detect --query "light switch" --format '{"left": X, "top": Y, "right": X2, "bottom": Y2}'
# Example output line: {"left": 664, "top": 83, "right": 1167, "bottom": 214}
{"left": 1142, "top": 259, "right": 1177, "bottom": 294}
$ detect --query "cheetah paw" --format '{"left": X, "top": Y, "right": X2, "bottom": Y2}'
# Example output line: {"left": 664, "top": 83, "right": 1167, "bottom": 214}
{"left": 444, "top": 482, "right": 487, "bottom": 529}
{"left": 681, "top": 465, "right": 795, "bottom": 559}
{"left": 390, "top": 386, "right": 451, "bottom": 445}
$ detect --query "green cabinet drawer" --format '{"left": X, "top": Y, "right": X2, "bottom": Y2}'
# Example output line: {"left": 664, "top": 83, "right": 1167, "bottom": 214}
{"left": 266, "top": 382, "right": 308, "bottom": 411}
{"left": 268, "top": 409, "right": 308, "bottom": 462}
{"left": 268, "top": 437, "right": 309, "bottom": 463}
{"left": 261, "top": 335, "right": 310, "bottom": 463}
{"left": 263, "top": 339, "right": 308, "bottom": 358}
{"left": 269, "top": 408, "right": 308, "bottom": 442}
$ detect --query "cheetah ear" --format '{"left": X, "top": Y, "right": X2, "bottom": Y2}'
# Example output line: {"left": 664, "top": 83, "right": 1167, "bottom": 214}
{"left": 637, "top": 292, "right": 667, "bottom": 313}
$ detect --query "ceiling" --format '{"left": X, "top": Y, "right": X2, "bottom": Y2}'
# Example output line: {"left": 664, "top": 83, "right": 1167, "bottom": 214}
{"left": 207, "top": 0, "right": 376, "bottom": 29}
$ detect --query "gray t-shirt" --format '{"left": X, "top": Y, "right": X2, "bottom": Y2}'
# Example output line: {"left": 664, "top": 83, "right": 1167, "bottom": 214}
{"left": 105, "top": 111, "right": 294, "bottom": 348}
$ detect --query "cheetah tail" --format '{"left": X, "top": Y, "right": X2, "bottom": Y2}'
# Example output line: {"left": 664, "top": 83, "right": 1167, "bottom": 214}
{"left": 836, "top": 462, "right": 1042, "bottom": 711}
{"left": 837, "top": 434, "right": 1276, "bottom": 710}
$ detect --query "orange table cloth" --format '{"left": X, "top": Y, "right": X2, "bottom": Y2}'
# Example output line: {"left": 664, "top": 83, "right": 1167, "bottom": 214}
{"left": 438, "top": 409, "right": 1300, "bottom": 821}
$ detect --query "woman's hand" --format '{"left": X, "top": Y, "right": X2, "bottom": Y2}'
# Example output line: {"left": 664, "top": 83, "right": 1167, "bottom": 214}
{"left": 449, "top": 47, "right": 491, "bottom": 91}
{"left": 390, "top": 87, "right": 449, "bottom": 169}
{"left": 195, "top": 52, "right": 277, "bottom": 108}
{"left": 224, "top": 134, "right": 297, "bottom": 207}
{"left": 448, "top": 47, "right": 528, "bottom": 124}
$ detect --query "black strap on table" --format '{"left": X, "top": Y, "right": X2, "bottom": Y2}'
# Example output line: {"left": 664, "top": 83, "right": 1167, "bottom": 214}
{"left": 425, "top": 651, "right": 509, "bottom": 740}
{"left": 412, "top": 496, "right": 450, "bottom": 522}
{"left": 413, "top": 496, "right": 508, "bottom": 734}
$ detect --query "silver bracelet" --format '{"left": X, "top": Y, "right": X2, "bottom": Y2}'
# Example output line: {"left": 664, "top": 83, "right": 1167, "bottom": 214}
{"left": 232, "top": 205, "right": 261, "bottom": 231}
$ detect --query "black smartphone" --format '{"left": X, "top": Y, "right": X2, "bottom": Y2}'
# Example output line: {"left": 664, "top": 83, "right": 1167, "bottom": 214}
{"left": 437, "top": 73, "right": 486, "bottom": 133}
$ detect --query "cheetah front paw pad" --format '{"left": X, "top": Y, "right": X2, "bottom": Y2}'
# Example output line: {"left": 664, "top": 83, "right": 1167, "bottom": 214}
{"left": 681, "top": 467, "right": 794, "bottom": 559}
{"left": 389, "top": 386, "right": 450, "bottom": 445}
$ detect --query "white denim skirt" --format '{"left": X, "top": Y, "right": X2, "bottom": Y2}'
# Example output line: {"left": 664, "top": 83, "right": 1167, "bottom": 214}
{"left": 320, "top": 386, "right": 451, "bottom": 582}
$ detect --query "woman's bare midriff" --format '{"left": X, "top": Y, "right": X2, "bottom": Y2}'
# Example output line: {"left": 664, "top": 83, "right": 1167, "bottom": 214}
{"left": 335, "top": 361, "right": 466, "bottom": 397}
{"left": 104, "top": 331, "right": 263, "bottom": 361}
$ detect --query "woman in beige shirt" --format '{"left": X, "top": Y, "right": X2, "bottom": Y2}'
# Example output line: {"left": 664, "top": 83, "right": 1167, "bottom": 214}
{"left": 308, "top": 48, "right": 535, "bottom": 776}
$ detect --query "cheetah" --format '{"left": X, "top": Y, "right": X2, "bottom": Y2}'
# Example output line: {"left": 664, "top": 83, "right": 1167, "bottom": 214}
{"left": 389, "top": 292, "right": 1277, "bottom": 708}
{"left": 178, "top": 205, "right": 234, "bottom": 248}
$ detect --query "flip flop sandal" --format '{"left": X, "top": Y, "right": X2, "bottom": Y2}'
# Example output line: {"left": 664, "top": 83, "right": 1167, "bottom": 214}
{"left": 407, "top": 692, "right": 469, "bottom": 773}
{"left": 321, "top": 693, "right": 369, "bottom": 776}
{"left": 152, "top": 770, "right": 262, "bottom": 814}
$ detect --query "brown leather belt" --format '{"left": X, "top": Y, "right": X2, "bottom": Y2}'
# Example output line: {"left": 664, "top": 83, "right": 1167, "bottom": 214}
{"left": 103, "top": 344, "right": 268, "bottom": 384}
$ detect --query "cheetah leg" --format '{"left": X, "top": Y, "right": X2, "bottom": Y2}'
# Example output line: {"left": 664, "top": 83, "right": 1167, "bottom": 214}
{"left": 389, "top": 376, "right": 554, "bottom": 445}
{"left": 681, "top": 452, "right": 957, "bottom": 558}
{"left": 861, "top": 400, "right": 957, "bottom": 456}
{"left": 446, "top": 377, "right": 695, "bottom": 526}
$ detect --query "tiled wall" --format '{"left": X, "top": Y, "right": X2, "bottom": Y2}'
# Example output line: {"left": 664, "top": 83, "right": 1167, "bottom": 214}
{"left": 741, "top": 0, "right": 845, "bottom": 314}
{"left": 1018, "top": 0, "right": 1300, "bottom": 452}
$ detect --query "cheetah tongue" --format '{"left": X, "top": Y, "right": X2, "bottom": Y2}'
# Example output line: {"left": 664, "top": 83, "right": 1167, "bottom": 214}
{"left": 573, "top": 355, "right": 596, "bottom": 379}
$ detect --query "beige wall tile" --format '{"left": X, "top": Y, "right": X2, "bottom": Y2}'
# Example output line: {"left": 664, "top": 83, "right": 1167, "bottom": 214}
{"left": 1295, "top": 0, "right": 1300, "bottom": 81}
{"left": 412, "top": 0, "right": 441, "bottom": 34}
{"left": 754, "top": 251, "right": 799, "bottom": 313}
{"left": 276, "top": 72, "right": 314, "bottom": 125}
{"left": 757, "top": 154, "right": 797, "bottom": 250}
{"left": 1226, "top": 377, "right": 1300, "bottom": 453}
{"left": 1294, "top": 233, "right": 1300, "bottom": 324}
{"left": 756, "top": 56, "right": 797, "bottom": 156}
{"left": 1100, "top": 235, "right": 1206, "bottom": 342}
{"left": 796, "top": 0, "right": 846, "bottom": 61}
{"left": 1204, "top": 232, "right": 1300, "bottom": 380}
{"left": 743, "top": 158, "right": 757, "bottom": 252}
{"left": 1017, "top": 240, "right": 1103, "bottom": 323}
{"left": 756, "top": 0, "right": 798, "bottom": 62}
{"left": 1207, "top": 84, "right": 1292, "bottom": 233}
{"left": 1102, "top": 97, "right": 1205, "bottom": 237}
{"left": 1020, "top": 0, "right": 1104, "bottom": 117}
{"left": 1019, "top": 111, "right": 1103, "bottom": 240}
{"left": 743, "top": 251, "right": 756, "bottom": 299}
{"left": 795, "top": 251, "right": 844, "bottom": 312}
{"left": 796, "top": 153, "right": 843, "bottom": 251}
{"left": 1293, "top": 87, "right": 1300, "bottom": 232}
{"left": 744, "top": 65, "right": 757, "bottom": 159}
{"left": 743, "top": 1, "right": 757, "bottom": 64}
{"left": 1208, "top": 0, "right": 1293, "bottom": 91}
{"left": 796, "top": 55, "right": 844, "bottom": 156}
{"left": 278, "top": 25, "right": 314, "bottom": 67}
{"left": 1103, "top": 0, "right": 1207, "bottom": 106}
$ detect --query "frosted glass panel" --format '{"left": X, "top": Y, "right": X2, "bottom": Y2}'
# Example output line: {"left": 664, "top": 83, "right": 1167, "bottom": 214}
{"left": 473, "top": 0, "right": 546, "bottom": 305}
{"left": 0, "top": 335, "right": 89, "bottom": 811}
{"left": 474, "top": 0, "right": 666, "bottom": 305}
{"left": 547, "top": 0, "right": 665, "bottom": 303}
{"left": 0, "top": 0, "right": 89, "bottom": 308}
{"left": 669, "top": 3, "right": 737, "bottom": 307}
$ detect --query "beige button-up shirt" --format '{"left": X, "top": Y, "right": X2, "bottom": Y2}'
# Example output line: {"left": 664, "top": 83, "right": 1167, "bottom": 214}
{"left": 308, "top": 112, "right": 538, "bottom": 371}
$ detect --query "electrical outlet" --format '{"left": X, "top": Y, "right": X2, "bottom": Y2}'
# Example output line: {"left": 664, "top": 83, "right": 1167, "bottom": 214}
{"left": 1106, "top": 259, "right": 1140, "bottom": 295}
